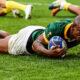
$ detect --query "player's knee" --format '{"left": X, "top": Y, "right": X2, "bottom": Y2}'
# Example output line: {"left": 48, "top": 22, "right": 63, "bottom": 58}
{"left": 3, "top": 31, "right": 10, "bottom": 37}
{"left": 0, "top": 30, "right": 10, "bottom": 38}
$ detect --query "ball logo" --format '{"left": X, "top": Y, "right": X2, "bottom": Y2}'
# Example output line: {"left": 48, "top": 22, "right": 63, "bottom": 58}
{"left": 48, "top": 36, "right": 67, "bottom": 49}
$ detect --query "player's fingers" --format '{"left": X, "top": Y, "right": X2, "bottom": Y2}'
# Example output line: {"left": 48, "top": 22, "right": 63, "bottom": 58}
{"left": 50, "top": 45, "right": 59, "bottom": 50}
{"left": 57, "top": 48, "right": 66, "bottom": 56}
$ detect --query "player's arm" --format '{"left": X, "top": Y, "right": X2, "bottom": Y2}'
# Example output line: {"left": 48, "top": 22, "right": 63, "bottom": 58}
{"left": 68, "top": 5, "right": 80, "bottom": 15}
{"left": 60, "top": 1, "right": 80, "bottom": 15}
{"left": 49, "top": 3, "right": 60, "bottom": 16}
{"left": 32, "top": 34, "right": 66, "bottom": 57}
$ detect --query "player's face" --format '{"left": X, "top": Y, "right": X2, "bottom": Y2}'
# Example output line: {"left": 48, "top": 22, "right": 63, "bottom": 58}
{"left": 71, "top": 25, "right": 80, "bottom": 40}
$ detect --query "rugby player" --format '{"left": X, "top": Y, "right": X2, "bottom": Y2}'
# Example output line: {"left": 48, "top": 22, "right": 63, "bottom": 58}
{"left": 0, "top": 0, "right": 32, "bottom": 19}
{"left": 0, "top": 15, "right": 80, "bottom": 57}
{"left": 49, "top": 0, "right": 80, "bottom": 16}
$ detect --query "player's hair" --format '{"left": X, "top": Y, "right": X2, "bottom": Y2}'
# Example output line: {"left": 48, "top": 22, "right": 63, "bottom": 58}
{"left": 73, "top": 15, "right": 80, "bottom": 26}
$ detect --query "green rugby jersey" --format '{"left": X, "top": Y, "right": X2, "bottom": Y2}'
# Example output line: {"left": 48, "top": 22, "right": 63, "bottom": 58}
{"left": 31, "top": 19, "right": 80, "bottom": 48}
{"left": 43, "top": 19, "right": 72, "bottom": 43}
{"left": 43, "top": 19, "right": 80, "bottom": 48}
{"left": 32, "top": 19, "right": 71, "bottom": 41}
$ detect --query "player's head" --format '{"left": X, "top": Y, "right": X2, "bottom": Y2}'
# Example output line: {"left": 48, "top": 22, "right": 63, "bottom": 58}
{"left": 69, "top": 15, "right": 80, "bottom": 40}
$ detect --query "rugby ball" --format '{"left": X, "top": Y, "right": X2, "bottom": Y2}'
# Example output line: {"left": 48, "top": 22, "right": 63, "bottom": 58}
{"left": 48, "top": 36, "right": 67, "bottom": 50}
{"left": 48, "top": 36, "right": 67, "bottom": 58}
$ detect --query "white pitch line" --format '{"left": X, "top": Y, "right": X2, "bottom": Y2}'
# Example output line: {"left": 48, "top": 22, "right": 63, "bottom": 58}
{"left": 27, "top": 2, "right": 50, "bottom": 6}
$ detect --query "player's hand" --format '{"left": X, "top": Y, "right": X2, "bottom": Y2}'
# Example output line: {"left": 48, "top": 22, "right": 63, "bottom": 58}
{"left": 47, "top": 46, "right": 66, "bottom": 57}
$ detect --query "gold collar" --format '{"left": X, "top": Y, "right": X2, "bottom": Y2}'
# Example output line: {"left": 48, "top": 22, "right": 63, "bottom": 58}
{"left": 64, "top": 23, "right": 72, "bottom": 39}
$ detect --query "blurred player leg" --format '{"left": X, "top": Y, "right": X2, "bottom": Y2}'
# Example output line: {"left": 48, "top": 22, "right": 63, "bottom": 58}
{"left": 49, "top": 0, "right": 80, "bottom": 16}
{"left": 49, "top": 0, "right": 61, "bottom": 16}
{"left": 6, "top": 1, "right": 32, "bottom": 19}
{"left": 25, "top": 5, "right": 32, "bottom": 19}
{"left": 51, "top": 8, "right": 60, "bottom": 16}
{"left": 12, "top": 9, "right": 23, "bottom": 18}
{"left": 0, "top": 30, "right": 9, "bottom": 38}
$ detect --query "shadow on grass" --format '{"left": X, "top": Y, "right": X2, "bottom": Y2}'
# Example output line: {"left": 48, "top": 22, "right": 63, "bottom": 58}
{"left": 0, "top": 15, "right": 24, "bottom": 19}
{"left": 0, "top": 52, "right": 80, "bottom": 61}
{"left": 29, "top": 52, "right": 80, "bottom": 61}
{"left": 54, "top": 15, "right": 76, "bottom": 19}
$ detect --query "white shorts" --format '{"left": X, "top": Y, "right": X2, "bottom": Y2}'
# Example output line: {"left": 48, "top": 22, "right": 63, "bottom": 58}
{"left": 8, "top": 26, "right": 45, "bottom": 55}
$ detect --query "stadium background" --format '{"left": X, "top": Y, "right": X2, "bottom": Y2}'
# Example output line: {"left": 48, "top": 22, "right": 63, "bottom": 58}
{"left": 0, "top": 0, "right": 80, "bottom": 80}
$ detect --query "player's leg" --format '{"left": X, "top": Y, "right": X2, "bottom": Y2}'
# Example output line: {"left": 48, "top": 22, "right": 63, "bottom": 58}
{"left": 0, "top": 1, "right": 22, "bottom": 17}
{"left": 0, "top": 36, "right": 10, "bottom": 53}
{"left": 49, "top": 0, "right": 61, "bottom": 16}
{"left": 51, "top": 7, "right": 60, "bottom": 16}
{"left": 0, "top": 30, "right": 11, "bottom": 53}
{"left": 49, "top": 0, "right": 80, "bottom": 16}
{"left": 0, "top": 9, "right": 7, "bottom": 16}
{"left": 0, "top": 30, "right": 9, "bottom": 38}
{"left": 0, "top": 0, "right": 8, "bottom": 16}
{"left": 6, "top": 1, "right": 32, "bottom": 19}
{"left": 12, "top": 9, "right": 23, "bottom": 18}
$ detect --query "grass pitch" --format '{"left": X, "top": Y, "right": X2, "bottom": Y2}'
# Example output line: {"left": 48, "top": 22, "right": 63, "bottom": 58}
{"left": 0, "top": 0, "right": 80, "bottom": 80}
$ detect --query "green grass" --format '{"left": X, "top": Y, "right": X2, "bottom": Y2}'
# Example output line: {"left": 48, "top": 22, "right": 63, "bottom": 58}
{"left": 0, "top": 0, "right": 80, "bottom": 80}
